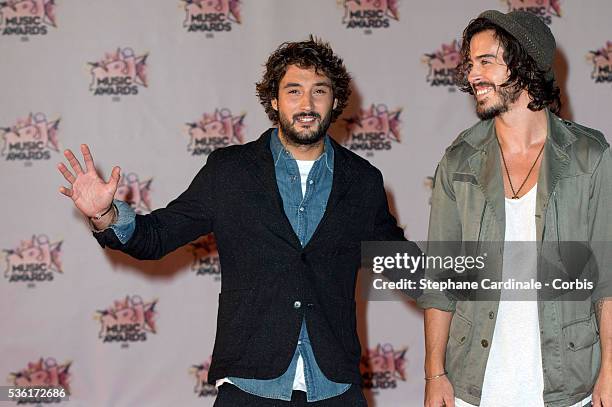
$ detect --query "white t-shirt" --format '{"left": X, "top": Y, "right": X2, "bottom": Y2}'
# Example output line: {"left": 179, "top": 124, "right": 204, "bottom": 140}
{"left": 455, "top": 186, "right": 591, "bottom": 407}
{"left": 216, "top": 160, "right": 316, "bottom": 392}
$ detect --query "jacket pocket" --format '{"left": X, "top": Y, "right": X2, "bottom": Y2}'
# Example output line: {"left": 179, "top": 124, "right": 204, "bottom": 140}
{"left": 212, "top": 288, "right": 254, "bottom": 362}
{"left": 561, "top": 315, "right": 600, "bottom": 395}
{"left": 446, "top": 312, "right": 472, "bottom": 378}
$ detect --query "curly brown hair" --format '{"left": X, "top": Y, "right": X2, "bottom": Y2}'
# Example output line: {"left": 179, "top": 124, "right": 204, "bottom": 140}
{"left": 256, "top": 35, "right": 352, "bottom": 124}
{"left": 455, "top": 18, "right": 561, "bottom": 114}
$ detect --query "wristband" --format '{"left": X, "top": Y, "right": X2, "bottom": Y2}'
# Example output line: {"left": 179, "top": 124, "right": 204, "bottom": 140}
{"left": 90, "top": 203, "right": 115, "bottom": 221}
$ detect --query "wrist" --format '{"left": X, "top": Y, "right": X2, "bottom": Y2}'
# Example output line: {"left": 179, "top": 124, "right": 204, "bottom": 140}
{"left": 90, "top": 203, "right": 117, "bottom": 231}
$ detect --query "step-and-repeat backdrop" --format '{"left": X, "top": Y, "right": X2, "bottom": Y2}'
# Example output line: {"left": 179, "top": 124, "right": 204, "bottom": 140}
{"left": 1, "top": 1, "right": 610, "bottom": 406}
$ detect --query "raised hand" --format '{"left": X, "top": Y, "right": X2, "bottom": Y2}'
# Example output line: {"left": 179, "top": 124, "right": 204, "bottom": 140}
{"left": 57, "top": 144, "right": 121, "bottom": 219}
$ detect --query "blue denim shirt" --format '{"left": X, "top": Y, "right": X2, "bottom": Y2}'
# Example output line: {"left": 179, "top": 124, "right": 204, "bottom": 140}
{"left": 102, "top": 129, "right": 350, "bottom": 401}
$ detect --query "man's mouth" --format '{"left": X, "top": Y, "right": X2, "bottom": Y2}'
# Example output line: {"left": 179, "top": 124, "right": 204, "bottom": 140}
{"left": 472, "top": 82, "right": 496, "bottom": 97}
{"left": 294, "top": 113, "right": 320, "bottom": 124}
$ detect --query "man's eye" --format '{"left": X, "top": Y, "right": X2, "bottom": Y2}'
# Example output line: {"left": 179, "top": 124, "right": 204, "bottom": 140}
{"left": 315, "top": 89, "right": 327, "bottom": 94}
{"left": 288, "top": 89, "right": 299, "bottom": 94}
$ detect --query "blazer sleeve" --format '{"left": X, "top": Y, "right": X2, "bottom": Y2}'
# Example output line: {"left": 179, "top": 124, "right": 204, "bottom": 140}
{"left": 92, "top": 149, "right": 220, "bottom": 260}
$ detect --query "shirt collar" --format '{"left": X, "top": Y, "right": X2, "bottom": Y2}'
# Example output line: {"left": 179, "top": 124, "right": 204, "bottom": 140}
{"left": 270, "top": 128, "right": 334, "bottom": 172}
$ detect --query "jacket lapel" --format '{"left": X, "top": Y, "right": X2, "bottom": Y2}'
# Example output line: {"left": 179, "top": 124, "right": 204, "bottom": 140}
{"left": 468, "top": 121, "right": 506, "bottom": 236}
{"left": 304, "top": 138, "right": 356, "bottom": 252}
{"left": 535, "top": 110, "right": 575, "bottom": 242}
{"left": 242, "top": 129, "right": 302, "bottom": 250}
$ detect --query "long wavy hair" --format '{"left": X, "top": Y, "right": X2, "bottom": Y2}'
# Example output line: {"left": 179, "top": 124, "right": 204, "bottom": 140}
{"left": 256, "top": 35, "right": 352, "bottom": 123}
{"left": 455, "top": 18, "right": 561, "bottom": 114}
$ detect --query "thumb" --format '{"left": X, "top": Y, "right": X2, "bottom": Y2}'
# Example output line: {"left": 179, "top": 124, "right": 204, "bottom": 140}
{"left": 108, "top": 166, "right": 121, "bottom": 188}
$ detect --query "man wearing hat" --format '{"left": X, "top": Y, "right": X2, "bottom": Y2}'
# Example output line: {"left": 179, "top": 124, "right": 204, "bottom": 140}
{"left": 418, "top": 10, "right": 612, "bottom": 407}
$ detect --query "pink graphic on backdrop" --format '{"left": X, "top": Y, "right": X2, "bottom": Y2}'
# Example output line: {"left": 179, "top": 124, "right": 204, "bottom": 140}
{"left": 188, "top": 234, "right": 220, "bottom": 277}
{"left": 1, "top": 113, "right": 60, "bottom": 161}
{"left": 8, "top": 357, "right": 71, "bottom": 392}
{"left": 114, "top": 173, "right": 153, "bottom": 215}
{"left": 88, "top": 47, "right": 148, "bottom": 96}
{"left": 96, "top": 295, "right": 157, "bottom": 343}
{"left": 423, "top": 40, "right": 460, "bottom": 87}
{"left": 182, "top": 0, "right": 241, "bottom": 32}
{"left": 187, "top": 109, "right": 245, "bottom": 156}
{"left": 341, "top": 0, "right": 399, "bottom": 30}
{"left": 344, "top": 104, "right": 401, "bottom": 155}
{"left": 3, "top": 234, "right": 62, "bottom": 283}
{"left": 587, "top": 41, "right": 612, "bottom": 83}
{"left": 505, "top": 0, "right": 562, "bottom": 24}
{"left": 190, "top": 356, "right": 218, "bottom": 397}
{"left": 360, "top": 343, "right": 408, "bottom": 390}
{"left": 0, "top": 0, "right": 57, "bottom": 35}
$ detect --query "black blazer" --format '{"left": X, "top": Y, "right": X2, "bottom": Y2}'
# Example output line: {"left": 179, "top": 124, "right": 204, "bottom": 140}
{"left": 94, "top": 129, "right": 418, "bottom": 384}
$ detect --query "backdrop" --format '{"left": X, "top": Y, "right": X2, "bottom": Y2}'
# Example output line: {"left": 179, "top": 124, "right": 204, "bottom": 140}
{"left": 1, "top": 1, "right": 610, "bottom": 406}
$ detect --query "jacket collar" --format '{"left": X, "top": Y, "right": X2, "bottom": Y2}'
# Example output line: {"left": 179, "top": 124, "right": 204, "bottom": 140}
{"left": 464, "top": 109, "right": 576, "bottom": 241}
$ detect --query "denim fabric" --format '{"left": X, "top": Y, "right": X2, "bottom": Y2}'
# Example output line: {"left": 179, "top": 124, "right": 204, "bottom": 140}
{"left": 95, "top": 200, "right": 136, "bottom": 244}
{"left": 229, "top": 130, "right": 350, "bottom": 401}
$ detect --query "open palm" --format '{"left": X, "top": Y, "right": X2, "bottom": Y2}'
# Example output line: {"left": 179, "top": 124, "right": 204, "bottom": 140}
{"left": 57, "top": 144, "right": 121, "bottom": 218}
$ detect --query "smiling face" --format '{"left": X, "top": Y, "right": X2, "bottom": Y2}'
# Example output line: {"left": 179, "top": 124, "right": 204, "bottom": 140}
{"left": 467, "top": 30, "right": 522, "bottom": 120}
{"left": 271, "top": 65, "right": 337, "bottom": 146}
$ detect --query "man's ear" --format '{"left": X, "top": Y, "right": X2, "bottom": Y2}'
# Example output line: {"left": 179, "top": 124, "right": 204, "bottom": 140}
{"left": 333, "top": 98, "right": 338, "bottom": 110}
{"left": 272, "top": 99, "right": 278, "bottom": 111}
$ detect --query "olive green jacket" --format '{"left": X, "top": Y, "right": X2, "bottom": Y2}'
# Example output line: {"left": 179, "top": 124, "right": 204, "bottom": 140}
{"left": 417, "top": 109, "right": 612, "bottom": 406}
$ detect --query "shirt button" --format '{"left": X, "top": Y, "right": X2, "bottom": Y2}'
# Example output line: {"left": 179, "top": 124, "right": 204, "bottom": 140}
{"left": 309, "top": 180, "right": 313, "bottom": 185}
{"left": 294, "top": 301, "right": 302, "bottom": 309}
{"left": 298, "top": 340, "right": 302, "bottom": 345}
{"left": 489, "top": 311, "right": 494, "bottom": 319}
{"left": 299, "top": 207, "right": 304, "bottom": 212}
{"left": 481, "top": 339, "right": 489, "bottom": 348}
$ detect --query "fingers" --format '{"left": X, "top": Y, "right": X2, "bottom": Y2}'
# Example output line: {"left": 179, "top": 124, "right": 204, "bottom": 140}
{"left": 57, "top": 162, "right": 75, "bottom": 184}
{"left": 443, "top": 395, "right": 455, "bottom": 407}
{"left": 63, "top": 149, "right": 84, "bottom": 175}
{"left": 108, "top": 166, "right": 121, "bottom": 187}
{"left": 80, "top": 144, "right": 96, "bottom": 172}
{"left": 58, "top": 186, "right": 72, "bottom": 197}
{"left": 592, "top": 395, "right": 601, "bottom": 407}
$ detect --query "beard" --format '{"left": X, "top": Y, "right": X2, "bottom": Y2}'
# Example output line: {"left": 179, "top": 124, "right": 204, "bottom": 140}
{"left": 278, "top": 109, "right": 332, "bottom": 146}
{"left": 475, "top": 82, "right": 521, "bottom": 120}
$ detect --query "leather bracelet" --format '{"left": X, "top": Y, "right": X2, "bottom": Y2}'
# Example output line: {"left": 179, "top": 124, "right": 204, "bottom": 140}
{"left": 425, "top": 371, "right": 447, "bottom": 381}
{"left": 90, "top": 203, "right": 115, "bottom": 221}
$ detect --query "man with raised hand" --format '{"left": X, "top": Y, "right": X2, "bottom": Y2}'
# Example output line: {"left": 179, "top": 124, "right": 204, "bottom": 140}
{"left": 418, "top": 10, "right": 612, "bottom": 407}
{"left": 58, "top": 36, "right": 416, "bottom": 406}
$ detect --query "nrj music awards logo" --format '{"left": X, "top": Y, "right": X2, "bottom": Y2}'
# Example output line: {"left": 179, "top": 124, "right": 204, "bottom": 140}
{"left": 115, "top": 172, "right": 153, "bottom": 215}
{"left": 0, "top": 0, "right": 57, "bottom": 37}
{"left": 188, "top": 235, "right": 221, "bottom": 279}
{"left": 505, "top": 0, "right": 561, "bottom": 25}
{"left": 343, "top": 104, "right": 401, "bottom": 156}
{"left": 8, "top": 358, "right": 71, "bottom": 403}
{"left": 181, "top": 0, "right": 241, "bottom": 34}
{"left": 96, "top": 295, "right": 157, "bottom": 344}
{"left": 1, "top": 113, "right": 60, "bottom": 163}
{"left": 360, "top": 343, "right": 407, "bottom": 391}
{"left": 190, "top": 356, "right": 218, "bottom": 397}
{"left": 88, "top": 48, "right": 148, "bottom": 97}
{"left": 423, "top": 40, "right": 460, "bottom": 89}
{"left": 587, "top": 41, "right": 612, "bottom": 84}
{"left": 186, "top": 109, "right": 245, "bottom": 156}
{"left": 340, "top": 0, "right": 399, "bottom": 32}
{"left": 3, "top": 234, "right": 62, "bottom": 284}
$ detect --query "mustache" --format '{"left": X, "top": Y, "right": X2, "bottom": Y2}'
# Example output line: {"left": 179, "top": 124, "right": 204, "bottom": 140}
{"left": 293, "top": 112, "right": 321, "bottom": 121}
